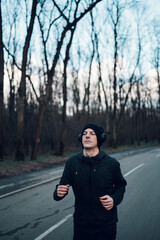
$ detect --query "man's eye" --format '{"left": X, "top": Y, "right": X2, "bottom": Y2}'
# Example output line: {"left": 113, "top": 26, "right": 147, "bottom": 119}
{"left": 83, "top": 131, "right": 95, "bottom": 135}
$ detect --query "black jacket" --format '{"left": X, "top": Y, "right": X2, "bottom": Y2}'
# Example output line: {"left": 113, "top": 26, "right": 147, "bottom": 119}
{"left": 54, "top": 150, "right": 127, "bottom": 231}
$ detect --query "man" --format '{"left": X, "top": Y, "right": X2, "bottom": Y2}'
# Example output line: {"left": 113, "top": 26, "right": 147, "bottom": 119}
{"left": 54, "top": 123, "right": 127, "bottom": 240}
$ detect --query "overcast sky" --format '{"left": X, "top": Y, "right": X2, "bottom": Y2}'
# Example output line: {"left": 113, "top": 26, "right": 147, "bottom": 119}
{"left": 147, "top": 0, "right": 160, "bottom": 15}
{"left": 3, "top": 0, "right": 160, "bottom": 99}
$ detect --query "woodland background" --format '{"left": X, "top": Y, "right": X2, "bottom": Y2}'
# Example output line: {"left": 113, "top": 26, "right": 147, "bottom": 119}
{"left": 0, "top": 0, "right": 160, "bottom": 162}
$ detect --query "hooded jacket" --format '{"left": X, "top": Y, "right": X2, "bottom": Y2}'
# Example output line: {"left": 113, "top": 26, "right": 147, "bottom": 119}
{"left": 54, "top": 150, "right": 127, "bottom": 232}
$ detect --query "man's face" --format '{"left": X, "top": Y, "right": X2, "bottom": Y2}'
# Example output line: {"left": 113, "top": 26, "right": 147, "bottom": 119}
{"left": 82, "top": 128, "right": 98, "bottom": 149}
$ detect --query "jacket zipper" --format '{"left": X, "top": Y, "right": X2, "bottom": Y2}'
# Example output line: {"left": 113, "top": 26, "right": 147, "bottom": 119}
{"left": 89, "top": 161, "right": 92, "bottom": 217}
{"left": 89, "top": 161, "right": 95, "bottom": 223}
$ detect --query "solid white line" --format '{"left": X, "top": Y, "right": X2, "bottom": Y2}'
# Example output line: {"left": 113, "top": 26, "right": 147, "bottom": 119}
{"left": 1, "top": 163, "right": 144, "bottom": 199}
{"left": 34, "top": 214, "right": 73, "bottom": 240}
{"left": 124, "top": 163, "right": 144, "bottom": 177}
{"left": 49, "top": 169, "right": 63, "bottom": 175}
{"left": 0, "top": 183, "right": 15, "bottom": 190}
{"left": 32, "top": 163, "right": 143, "bottom": 240}
{"left": 0, "top": 175, "right": 62, "bottom": 199}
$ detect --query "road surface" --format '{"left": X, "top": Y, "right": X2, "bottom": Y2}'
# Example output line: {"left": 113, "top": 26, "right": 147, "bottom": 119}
{"left": 0, "top": 147, "right": 160, "bottom": 240}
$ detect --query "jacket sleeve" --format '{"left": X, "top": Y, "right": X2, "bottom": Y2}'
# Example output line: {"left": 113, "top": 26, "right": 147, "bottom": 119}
{"left": 53, "top": 158, "right": 72, "bottom": 201}
{"left": 111, "top": 161, "right": 127, "bottom": 207}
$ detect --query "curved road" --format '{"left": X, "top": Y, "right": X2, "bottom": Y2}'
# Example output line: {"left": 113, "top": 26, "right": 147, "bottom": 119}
{"left": 0, "top": 147, "right": 160, "bottom": 240}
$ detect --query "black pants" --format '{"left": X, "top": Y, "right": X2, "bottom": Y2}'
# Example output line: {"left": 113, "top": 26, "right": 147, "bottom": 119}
{"left": 73, "top": 224, "right": 117, "bottom": 240}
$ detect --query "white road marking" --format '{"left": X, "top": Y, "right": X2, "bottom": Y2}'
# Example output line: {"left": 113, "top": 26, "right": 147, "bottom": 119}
{"left": 34, "top": 163, "right": 145, "bottom": 239}
{"left": 49, "top": 169, "right": 63, "bottom": 175}
{"left": 0, "top": 183, "right": 15, "bottom": 190}
{"left": 156, "top": 154, "right": 160, "bottom": 158}
{"left": 34, "top": 214, "right": 73, "bottom": 240}
{"left": 124, "top": 163, "right": 144, "bottom": 177}
{"left": 0, "top": 175, "right": 62, "bottom": 199}
{"left": 0, "top": 163, "right": 144, "bottom": 200}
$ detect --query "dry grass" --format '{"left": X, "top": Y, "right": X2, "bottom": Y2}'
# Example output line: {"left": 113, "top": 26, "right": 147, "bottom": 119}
{"left": 0, "top": 142, "right": 158, "bottom": 178}
{"left": 0, "top": 155, "right": 67, "bottom": 178}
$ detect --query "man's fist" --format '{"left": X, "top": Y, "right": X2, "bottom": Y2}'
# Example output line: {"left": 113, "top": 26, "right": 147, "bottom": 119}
{"left": 57, "top": 184, "right": 70, "bottom": 198}
{"left": 99, "top": 195, "right": 114, "bottom": 210}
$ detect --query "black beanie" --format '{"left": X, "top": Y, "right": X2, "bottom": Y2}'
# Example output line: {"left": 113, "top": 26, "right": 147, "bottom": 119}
{"left": 80, "top": 123, "right": 106, "bottom": 148}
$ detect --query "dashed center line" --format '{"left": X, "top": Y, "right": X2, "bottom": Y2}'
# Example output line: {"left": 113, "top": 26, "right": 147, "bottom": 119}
{"left": 124, "top": 163, "right": 144, "bottom": 177}
{"left": 34, "top": 214, "right": 73, "bottom": 240}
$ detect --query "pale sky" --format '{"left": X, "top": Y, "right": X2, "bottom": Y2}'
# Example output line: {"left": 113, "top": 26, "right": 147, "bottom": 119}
{"left": 3, "top": 0, "right": 160, "bottom": 101}
{"left": 146, "top": 0, "right": 160, "bottom": 15}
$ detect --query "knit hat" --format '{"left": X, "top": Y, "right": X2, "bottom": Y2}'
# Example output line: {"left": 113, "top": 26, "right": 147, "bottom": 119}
{"left": 79, "top": 123, "right": 106, "bottom": 148}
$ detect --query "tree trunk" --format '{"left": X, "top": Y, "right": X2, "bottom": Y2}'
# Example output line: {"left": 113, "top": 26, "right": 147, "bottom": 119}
{"left": 31, "top": 26, "right": 69, "bottom": 160}
{"left": 0, "top": 0, "right": 4, "bottom": 161}
{"left": 57, "top": 27, "right": 75, "bottom": 156}
{"left": 112, "top": 21, "right": 118, "bottom": 146}
{"left": 112, "top": 123, "right": 117, "bottom": 148}
{"left": 15, "top": 0, "right": 38, "bottom": 161}
{"left": 31, "top": 0, "right": 102, "bottom": 159}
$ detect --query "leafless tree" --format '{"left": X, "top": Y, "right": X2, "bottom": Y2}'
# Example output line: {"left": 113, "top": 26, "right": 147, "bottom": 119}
{"left": 82, "top": 10, "right": 96, "bottom": 117}
{"left": 104, "top": 0, "right": 142, "bottom": 146}
{"left": 15, "top": 0, "right": 38, "bottom": 161}
{"left": 57, "top": 26, "right": 76, "bottom": 155}
{"left": 4, "top": 0, "right": 19, "bottom": 155}
{"left": 70, "top": 63, "right": 80, "bottom": 117}
{"left": 151, "top": 23, "right": 160, "bottom": 108}
{"left": 31, "top": 0, "right": 102, "bottom": 159}
{"left": 0, "top": 0, "right": 4, "bottom": 161}
{"left": 1, "top": 0, "right": 160, "bottom": 158}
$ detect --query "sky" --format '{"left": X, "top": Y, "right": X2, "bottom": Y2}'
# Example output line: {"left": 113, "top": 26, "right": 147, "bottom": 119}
{"left": 148, "top": 0, "right": 160, "bottom": 14}
{"left": 3, "top": 0, "right": 160, "bottom": 102}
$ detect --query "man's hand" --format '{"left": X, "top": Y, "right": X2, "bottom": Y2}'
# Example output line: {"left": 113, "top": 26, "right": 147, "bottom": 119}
{"left": 57, "top": 184, "right": 70, "bottom": 198}
{"left": 99, "top": 195, "right": 114, "bottom": 210}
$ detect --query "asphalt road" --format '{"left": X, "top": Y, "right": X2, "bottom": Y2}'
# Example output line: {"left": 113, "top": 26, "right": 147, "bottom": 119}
{"left": 0, "top": 147, "right": 160, "bottom": 240}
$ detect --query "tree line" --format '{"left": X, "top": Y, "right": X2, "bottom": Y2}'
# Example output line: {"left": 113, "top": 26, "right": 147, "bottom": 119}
{"left": 0, "top": 0, "right": 160, "bottom": 161}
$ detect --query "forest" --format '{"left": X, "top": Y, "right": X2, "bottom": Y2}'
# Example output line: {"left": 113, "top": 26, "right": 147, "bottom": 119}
{"left": 0, "top": 0, "right": 160, "bottom": 161}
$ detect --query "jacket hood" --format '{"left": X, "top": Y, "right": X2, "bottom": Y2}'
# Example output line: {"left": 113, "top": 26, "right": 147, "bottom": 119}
{"left": 75, "top": 150, "right": 106, "bottom": 175}
{"left": 77, "top": 150, "right": 106, "bottom": 161}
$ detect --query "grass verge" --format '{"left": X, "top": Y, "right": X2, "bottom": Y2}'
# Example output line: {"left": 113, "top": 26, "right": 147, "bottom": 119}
{"left": 0, "top": 142, "right": 159, "bottom": 178}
